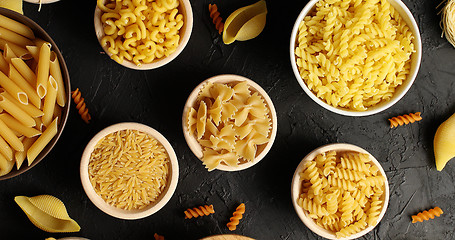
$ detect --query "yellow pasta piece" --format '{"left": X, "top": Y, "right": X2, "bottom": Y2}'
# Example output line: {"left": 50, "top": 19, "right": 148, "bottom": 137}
{"left": 14, "top": 195, "right": 80, "bottom": 233}
{"left": 0, "top": 151, "right": 14, "bottom": 176}
{"left": 27, "top": 117, "right": 58, "bottom": 164}
{"left": 0, "top": 117, "right": 23, "bottom": 151}
{"left": 0, "top": 94, "right": 35, "bottom": 127}
{"left": 36, "top": 43, "right": 51, "bottom": 99}
{"left": 8, "top": 63, "right": 41, "bottom": 108}
{"left": 0, "top": 70, "right": 28, "bottom": 105}
{"left": 0, "top": 113, "right": 41, "bottom": 138}
{"left": 0, "top": 14, "right": 34, "bottom": 38}
{"left": 42, "top": 76, "right": 58, "bottom": 127}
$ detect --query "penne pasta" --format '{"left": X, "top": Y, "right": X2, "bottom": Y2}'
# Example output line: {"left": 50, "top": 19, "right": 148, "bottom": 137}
{"left": 0, "top": 113, "right": 41, "bottom": 138}
{"left": 0, "top": 118, "right": 24, "bottom": 151}
{"left": 0, "top": 39, "right": 31, "bottom": 60}
{"left": 0, "top": 134, "right": 13, "bottom": 161}
{"left": 42, "top": 76, "right": 58, "bottom": 127}
{"left": 16, "top": 136, "right": 37, "bottom": 168}
{"left": 11, "top": 57, "right": 36, "bottom": 87}
{"left": 0, "top": 71, "right": 28, "bottom": 105}
{"left": 0, "top": 151, "right": 14, "bottom": 176}
{"left": 0, "top": 26, "right": 34, "bottom": 47}
{"left": 49, "top": 52, "right": 66, "bottom": 107}
{"left": 34, "top": 117, "right": 44, "bottom": 132}
{"left": 0, "top": 94, "right": 35, "bottom": 127}
{"left": 0, "top": 90, "right": 43, "bottom": 118}
{"left": 33, "top": 38, "right": 51, "bottom": 49}
{"left": 25, "top": 45, "right": 39, "bottom": 61}
{"left": 0, "top": 54, "right": 8, "bottom": 74}
{"left": 27, "top": 117, "right": 58, "bottom": 164}
{"left": 3, "top": 43, "right": 18, "bottom": 63}
{"left": 36, "top": 43, "right": 50, "bottom": 99}
{"left": 0, "top": 14, "right": 35, "bottom": 39}
{"left": 8, "top": 64, "right": 41, "bottom": 108}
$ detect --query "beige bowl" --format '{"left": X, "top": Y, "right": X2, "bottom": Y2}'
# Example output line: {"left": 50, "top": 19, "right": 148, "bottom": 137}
{"left": 182, "top": 74, "right": 277, "bottom": 171}
{"left": 291, "top": 143, "right": 390, "bottom": 239}
{"left": 80, "top": 122, "right": 178, "bottom": 220}
{"left": 94, "top": 0, "right": 193, "bottom": 70}
{"left": 289, "top": 0, "right": 422, "bottom": 116}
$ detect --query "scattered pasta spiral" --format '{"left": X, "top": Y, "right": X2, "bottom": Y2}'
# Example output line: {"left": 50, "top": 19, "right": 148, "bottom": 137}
{"left": 154, "top": 233, "right": 165, "bottom": 240}
{"left": 227, "top": 203, "right": 245, "bottom": 231}
{"left": 184, "top": 204, "right": 215, "bottom": 219}
{"left": 208, "top": 4, "right": 224, "bottom": 34}
{"left": 411, "top": 207, "right": 443, "bottom": 223}
{"left": 71, "top": 88, "right": 91, "bottom": 124}
{"left": 388, "top": 112, "right": 422, "bottom": 128}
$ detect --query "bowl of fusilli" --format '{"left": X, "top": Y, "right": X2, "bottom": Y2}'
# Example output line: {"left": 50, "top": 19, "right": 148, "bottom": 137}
{"left": 290, "top": 0, "right": 421, "bottom": 116}
{"left": 182, "top": 74, "right": 277, "bottom": 172}
{"left": 291, "top": 143, "right": 390, "bottom": 239}
{"left": 94, "top": 0, "right": 193, "bottom": 70}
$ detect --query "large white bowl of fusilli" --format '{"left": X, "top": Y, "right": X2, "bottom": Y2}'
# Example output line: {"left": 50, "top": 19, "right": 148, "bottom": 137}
{"left": 291, "top": 143, "right": 390, "bottom": 239}
{"left": 290, "top": 0, "right": 421, "bottom": 116}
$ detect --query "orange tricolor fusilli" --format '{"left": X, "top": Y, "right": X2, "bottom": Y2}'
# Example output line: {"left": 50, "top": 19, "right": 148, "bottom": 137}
{"left": 209, "top": 4, "right": 224, "bottom": 34}
{"left": 411, "top": 207, "right": 443, "bottom": 223}
{"left": 227, "top": 203, "right": 245, "bottom": 231}
{"left": 184, "top": 204, "right": 215, "bottom": 219}
{"left": 388, "top": 112, "right": 422, "bottom": 128}
{"left": 71, "top": 88, "right": 91, "bottom": 124}
{"left": 154, "top": 233, "right": 164, "bottom": 240}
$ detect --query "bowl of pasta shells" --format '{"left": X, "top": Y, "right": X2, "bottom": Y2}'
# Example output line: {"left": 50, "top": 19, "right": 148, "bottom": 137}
{"left": 182, "top": 74, "right": 277, "bottom": 172}
{"left": 291, "top": 143, "right": 390, "bottom": 239}
{"left": 290, "top": 0, "right": 422, "bottom": 116}
{"left": 0, "top": 8, "right": 71, "bottom": 180}
{"left": 80, "top": 122, "right": 179, "bottom": 219}
{"left": 94, "top": 0, "right": 193, "bottom": 70}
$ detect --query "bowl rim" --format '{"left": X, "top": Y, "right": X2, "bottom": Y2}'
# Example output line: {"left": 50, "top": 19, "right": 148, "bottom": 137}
{"left": 0, "top": 7, "right": 71, "bottom": 180}
{"left": 182, "top": 74, "right": 278, "bottom": 171}
{"left": 289, "top": 0, "right": 422, "bottom": 117}
{"left": 290, "top": 143, "right": 390, "bottom": 239}
{"left": 80, "top": 122, "right": 179, "bottom": 220}
{"left": 93, "top": 0, "right": 193, "bottom": 70}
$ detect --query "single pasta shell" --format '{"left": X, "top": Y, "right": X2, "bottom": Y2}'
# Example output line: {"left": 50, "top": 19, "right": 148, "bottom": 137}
{"left": 222, "top": 0, "right": 267, "bottom": 44}
{"left": 434, "top": 112, "right": 455, "bottom": 171}
{"left": 14, "top": 195, "right": 81, "bottom": 233}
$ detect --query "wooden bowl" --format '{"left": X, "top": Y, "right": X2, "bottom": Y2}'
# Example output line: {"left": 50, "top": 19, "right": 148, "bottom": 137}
{"left": 182, "top": 74, "right": 277, "bottom": 171}
{"left": 94, "top": 0, "right": 193, "bottom": 70}
{"left": 291, "top": 143, "right": 390, "bottom": 239}
{"left": 0, "top": 7, "right": 71, "bottom": 180}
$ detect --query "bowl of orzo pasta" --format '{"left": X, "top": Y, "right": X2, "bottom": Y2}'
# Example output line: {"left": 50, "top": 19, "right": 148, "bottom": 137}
{"left": 80, "top": 122, "right": 178, "bottom": 220}
{"left": 290, "top": 0, "right": 421, "bottom": 116}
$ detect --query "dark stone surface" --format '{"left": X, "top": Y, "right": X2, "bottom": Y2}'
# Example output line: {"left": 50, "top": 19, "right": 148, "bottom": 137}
{"left": 1, "top": 0, "right": 454, "bottom": 239}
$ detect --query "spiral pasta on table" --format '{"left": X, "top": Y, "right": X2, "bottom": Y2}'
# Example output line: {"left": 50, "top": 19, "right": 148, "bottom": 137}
{"left": 294, "top": 0, "right": 415, "bottom": 111}
{"left": 97, "top": 0, "right": 184, "bottom": 66}
{"left": 411, "top": 207, "right": 443, "bottom": 223}
{"left": 388, "top": 112, "right": 422, "bottom": 128}
{"left": 184, "top": 204, "right": 215, "bottom": 219}
{"left": 297, "top": 151, "right": 386, "bottom": 238}
{"left": 227, "top": 203, "right": 245, "bottom": 231}
{"left": 186, "top": 81, "right": 272, "bottom": 171}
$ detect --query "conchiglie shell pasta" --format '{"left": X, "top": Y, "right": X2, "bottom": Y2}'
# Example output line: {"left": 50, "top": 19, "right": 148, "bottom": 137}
{"left": 14, "top": 195, "right": 81, "bottom": 233}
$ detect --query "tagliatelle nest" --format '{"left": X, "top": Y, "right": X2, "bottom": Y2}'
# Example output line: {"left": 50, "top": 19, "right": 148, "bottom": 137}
{"left": 440, "top": 0, "right": 455, "bottom": 47}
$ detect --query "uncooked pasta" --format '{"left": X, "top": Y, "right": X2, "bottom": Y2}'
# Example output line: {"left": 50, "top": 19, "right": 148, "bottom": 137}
{"left": 88, "top": 129, "right": 170, "bottom": 210}
{"left": 440, "top": 0, "right": 455, "bottom": 47}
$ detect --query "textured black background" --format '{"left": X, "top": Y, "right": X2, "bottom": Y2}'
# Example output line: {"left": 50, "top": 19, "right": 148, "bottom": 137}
{"left": 1, "top": 0, "right": 454, "bottom": 239}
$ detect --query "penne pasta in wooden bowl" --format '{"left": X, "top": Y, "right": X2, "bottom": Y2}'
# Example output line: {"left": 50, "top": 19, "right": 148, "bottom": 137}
{"left": 0, "top": 7, "right": 71, "bottom": 180}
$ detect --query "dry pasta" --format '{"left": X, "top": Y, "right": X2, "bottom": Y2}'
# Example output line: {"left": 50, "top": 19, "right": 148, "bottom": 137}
{"left": 0, "top": 13, "right": 67, "bottom": 176}
{"left": 187, "top": 81, "right": 272, "bottom": 171}
{"left": 294, "top": 0, "right": 415, "bottom": 111}
{"left": 97, "top": 0, "right": 184, "bottom": 66}
{"left": 71, "top": 88, "right": 91, "bottom": 124}
{"left": 184, "top": 204, "right": 215, "bottom": 219}
{"left": 208, "top": 4, "right": 224, "bottom": 35}
{"left": 411, "top": 207, "right": 443, "bottom": 223}
{"left": 227, "top": 203, "right": 245, "bottom": 231}
{"left": 388, "top": 112, "right": 422, "bottom": 128}
{"left": 88, "top": 129, "right": 170, "bottom": 210}
{"left": 297, "top": 151, "right": 386, "bottom": 238}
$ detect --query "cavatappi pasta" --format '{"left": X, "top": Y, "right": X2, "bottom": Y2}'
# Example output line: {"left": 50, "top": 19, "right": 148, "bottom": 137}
{"left": 295, "top": 0, "right": 415, "bottom": 111}
{"left": 187, "top": 81, "right": 272, "bottom": 171}
{"left": 88, "top": 129, "right": 170, "bottom": 210}
{"left": 97, "top": 0, "right": 184, "bottom": 66}
{"left": 0, "top": 14, "right": 67, "bottom": 177}
{"left": 298, "top": 151, "right": 386, "bottom": 238}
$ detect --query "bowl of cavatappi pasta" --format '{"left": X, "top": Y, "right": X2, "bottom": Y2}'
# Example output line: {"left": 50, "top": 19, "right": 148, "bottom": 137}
{"left": 291, "top": 143, "right": 390, "bottom": 239}
{"left": 0, "top": 7, "right": 71, "bottom": 180}
{"left": 80, "top": 122, "right": 179, "bottom": 220}
{"left": 94, "top": 0, "right": 193, "bottom": 70}
{"left": 290, "top": 0, "right": 422, "bottom": 116}
{"left": 182, "top": 74, "right": 278, "bottom": 172}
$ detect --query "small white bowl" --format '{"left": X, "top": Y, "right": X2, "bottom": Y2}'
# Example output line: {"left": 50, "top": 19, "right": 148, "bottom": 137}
{"left": 291, "top": 143, "right": 390, "bottom": 239}
{"left": 182, "top": 74, "right": 277, "bottom": 171}
{"left": 94, "top": 0, "right": 193, "bottom": 70}
{"left": 80, "top": 122, "right": 178, "bottom": 220}
{"left": 289, "top": 0, "right": 422, "bottom": 116}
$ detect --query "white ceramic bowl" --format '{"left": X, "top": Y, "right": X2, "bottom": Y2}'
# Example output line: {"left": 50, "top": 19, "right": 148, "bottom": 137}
{"left": 80, "top": 122, "right": 178, "bottom": 220}
{"left": 291, "top": 143, "right": 390, "bottom": 239}
{"left": 94, "top": 0, "right": 193, "bottom": 70}
{"left": 289, "top": 0, "right": 422, "bottom": 116}
{"left": 182, "top": 74, "right": 277, "bottom": 171}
